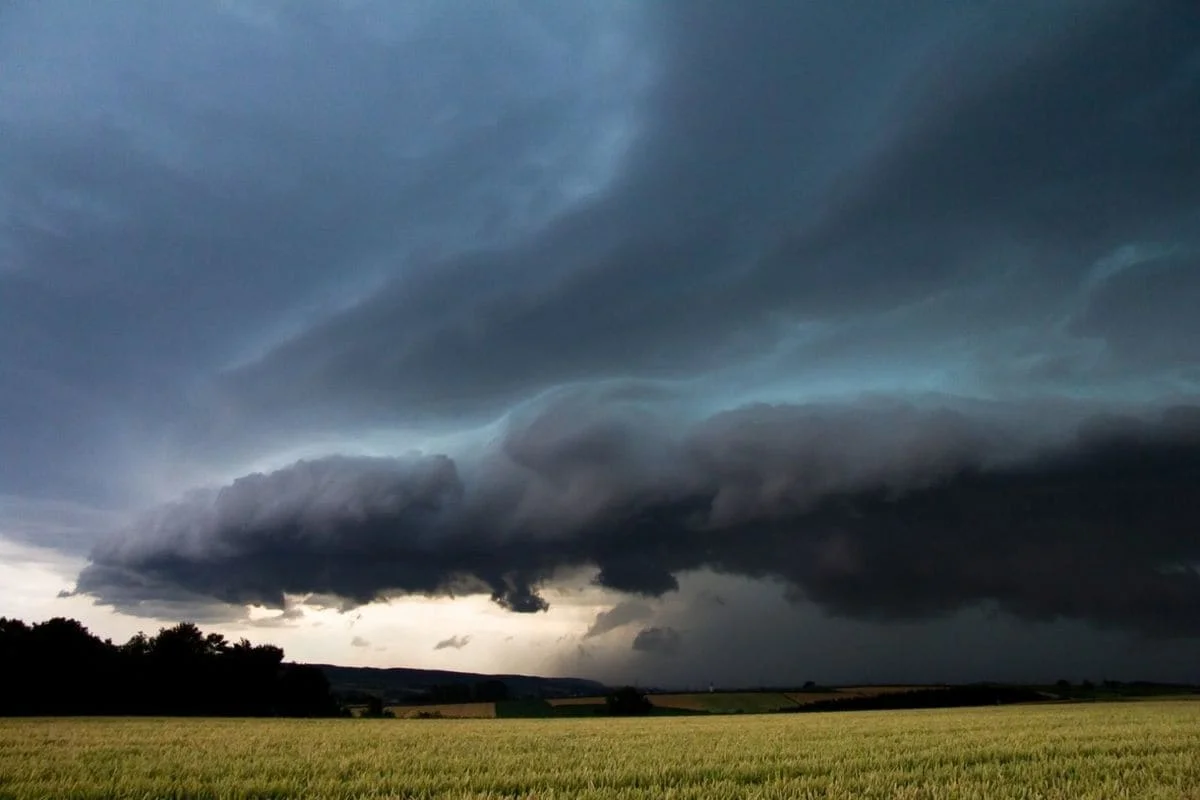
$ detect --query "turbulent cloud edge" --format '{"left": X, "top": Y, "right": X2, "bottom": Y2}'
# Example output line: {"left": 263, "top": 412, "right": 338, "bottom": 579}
{"left": 73, "top": 398, "right": 1200, "bottom": 637}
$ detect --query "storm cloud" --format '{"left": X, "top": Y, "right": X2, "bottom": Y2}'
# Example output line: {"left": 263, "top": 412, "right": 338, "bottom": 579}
{"left": 76, "top": 400, "right": 1200, "bottom": 637}
{"left": 585, "top": 601, "right": 654, "bottom": 639}
{"left": 3, "top": 0, "right": 1199, "bottom": 681}
{"left": 632, "top": 627, "right": 682, "bottom": 657}
{"left": 216, "top": 0, "right": 1200, "bottom": 433}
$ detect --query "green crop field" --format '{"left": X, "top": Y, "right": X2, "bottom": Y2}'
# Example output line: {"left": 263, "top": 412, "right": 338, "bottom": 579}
{"left": 2, "top": 700, "right": 1198, "bottom": 799}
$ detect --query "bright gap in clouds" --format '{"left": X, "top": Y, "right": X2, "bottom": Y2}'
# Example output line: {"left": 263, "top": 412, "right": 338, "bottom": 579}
{"left": 272, "top": 590, "right": 609, "bottom": 674}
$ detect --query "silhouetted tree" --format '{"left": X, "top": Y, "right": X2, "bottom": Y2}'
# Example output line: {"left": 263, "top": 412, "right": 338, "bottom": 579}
{"left": 277, "top": 664, "right": 342, "bottom": 717}
{"left": 359, "top": 694, "right": 394, "bottom": 718}
{"left": 0, "top": 615, "right": 340, "bottom": 717}
{"left": 606, "top": 686, "right": 653, "bottom": 716}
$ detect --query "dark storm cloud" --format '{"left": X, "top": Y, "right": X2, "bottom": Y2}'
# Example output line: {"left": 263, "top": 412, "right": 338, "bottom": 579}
{"left": 0, "top": 0, "right": 643, "bottom": 496}
{"left": 5, "top": 0, "right": 1200, "bottom": 681}
{"left": 558, "top": 574, "right": 1200, "bottom": 687}
{"left": 3, "top": 0, "right": 1196, "bottom": 501}
{"left": 76, "top": 399, "right": 1200, "bottom": 636}
{"left": 631, "top": 627, "right": 681, "bottom": 656}
{"left": 766, "top": 0, "right": 1200, "bottom": 307}
{"left": 222, "top": 0, "right": 1200, "bottom": 428}
{"left": 1071, "top": 250, "right": 1200, "bottom": 368}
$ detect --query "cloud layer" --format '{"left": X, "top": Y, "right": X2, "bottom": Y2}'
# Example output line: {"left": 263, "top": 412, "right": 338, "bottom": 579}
{"left": 2, "top": 1, "right": 1199, "bottom": 679}
{"left": 632, "top": 627, "right": 682, "bottom": 657}
{"left": 585, "top": 601, "right": 654, "bottom": 639}
{"left": 77, "top": 399, "right": 1200, "bottom": 636}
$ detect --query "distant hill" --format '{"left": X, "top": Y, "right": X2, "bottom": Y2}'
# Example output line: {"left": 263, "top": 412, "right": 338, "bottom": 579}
{"left": 312, "top": 664, "right": 607, "bottom": 703}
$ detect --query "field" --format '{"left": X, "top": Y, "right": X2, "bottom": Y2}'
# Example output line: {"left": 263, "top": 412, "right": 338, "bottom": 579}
{"left": 2, "top": 701, "right": 1198, "bottom": 799}
{"left": 395, "top": 686, "right": 952, "bottom": 718}
{"left": 643, "top": 692, "right": 800, "bottom": 713}
{"left": 387, "top": 702, "right": 496, "bottom": 719}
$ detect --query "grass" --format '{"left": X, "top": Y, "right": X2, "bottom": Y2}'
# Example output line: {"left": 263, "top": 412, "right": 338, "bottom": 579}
{"left": 495, "top": 698, "right": 559, "bottom": 718}
{"left": 1, "top": 700, "right": 1198, "bottom": 799}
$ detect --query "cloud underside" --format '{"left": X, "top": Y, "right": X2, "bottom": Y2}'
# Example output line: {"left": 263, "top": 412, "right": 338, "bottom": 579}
{"left": 632, "top": 626, "right": 682, "bottom": 656}
{"left": 216, "top": 0, "right": 1200, "bottom": 436}
{"left": 3, "top": 0, "right": 1199, "bottom": 674}
{"left": 76, "top": 401, "right": 1200, "bottom": 637}
{"left": 585, "top": 600, "right": 654, "bottom": 639}
{"left": 7, "top": 2, "right": 1194, "bottom": 493}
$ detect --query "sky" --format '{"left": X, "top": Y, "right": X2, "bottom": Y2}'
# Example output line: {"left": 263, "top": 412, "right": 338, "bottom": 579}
{"left": 2, "top": 0, "right": 1199, "bottom": 687}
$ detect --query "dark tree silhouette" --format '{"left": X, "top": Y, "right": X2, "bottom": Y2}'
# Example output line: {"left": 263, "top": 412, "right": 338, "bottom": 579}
{"left": 360, "top": 694, "right": 395, "bottom": 718}
{"left": 606, "top": 686, "right": 654, "bottom": 716}
{"left": 0, "top": 616, "right": 342, "bottom": 717}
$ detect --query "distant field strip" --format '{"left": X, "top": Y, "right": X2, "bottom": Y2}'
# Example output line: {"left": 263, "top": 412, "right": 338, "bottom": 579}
{"left": 2, "top": 701, "right": 1198, "bottom": 799}
{"left": 648, "top": 692, "right": 799, "bottom": 713}
{"left": 546, "top": 696, "right": 604, "bottom": 707}
{"left": 547, "top": 687, "right": 940, "bottom": 714}
{"left": 387, "top": 702, "right": 495, "bottom": 719}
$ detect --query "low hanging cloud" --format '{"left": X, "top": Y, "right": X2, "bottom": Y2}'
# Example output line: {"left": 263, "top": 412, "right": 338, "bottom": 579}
{"left": 350, "top": 635, "right": 370, "bottom": 648}
{"left": 74, "top": 398, "right": 1200, "bottom": 637}
{"left": 245, "top": 607, "right": 305, "bottom": 629}
{"left": 632, "top": 627, "right": 682, "bottom": 656}
{"left": 584, "top": 601, "right": 655, "bottom": 639}
{"left": 434, "top": 634, "right": 472, "bottom": 651}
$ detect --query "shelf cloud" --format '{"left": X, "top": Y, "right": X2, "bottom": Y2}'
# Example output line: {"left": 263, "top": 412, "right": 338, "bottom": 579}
{"left": 3, "top": 0, "right": 1198, "bottom": 680}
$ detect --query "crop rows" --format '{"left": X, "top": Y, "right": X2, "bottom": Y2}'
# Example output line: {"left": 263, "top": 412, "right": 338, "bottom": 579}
{"left": 2, "top": 700, "right": 1198, "bottom": 799}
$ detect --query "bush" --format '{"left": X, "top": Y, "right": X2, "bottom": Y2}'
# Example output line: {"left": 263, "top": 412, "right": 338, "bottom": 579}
{"left": 606, "top": 686, "right": 653, "bottom": 716}
{"left": 360, "top": 696, "right": 394, "bottom": 718}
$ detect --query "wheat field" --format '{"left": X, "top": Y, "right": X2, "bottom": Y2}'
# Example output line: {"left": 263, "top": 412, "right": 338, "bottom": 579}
{"left": 2, "top": 701, "right": 1198, "bottom": 799}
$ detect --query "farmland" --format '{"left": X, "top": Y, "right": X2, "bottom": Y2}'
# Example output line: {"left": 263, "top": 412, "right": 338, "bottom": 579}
{"left": 3, "top": 700, "right": 1198, "bottom": 799}
{"left": 378, "top": 685, "right": 957, "bottom": 718}
{"left": 388, "top": 701, "right": 496, "bottom": 719}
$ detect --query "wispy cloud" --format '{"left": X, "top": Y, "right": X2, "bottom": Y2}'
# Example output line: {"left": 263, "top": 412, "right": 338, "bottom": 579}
{"left": 433, "top": 634, "right": 472, "bottom": 651}
{"left": 585, "top": 601, "right": 654, "bottom": 639}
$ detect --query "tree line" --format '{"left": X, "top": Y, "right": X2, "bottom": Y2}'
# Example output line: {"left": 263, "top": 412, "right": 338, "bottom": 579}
{"left": 0, "top": 616, "right": 342, "bottom": 716}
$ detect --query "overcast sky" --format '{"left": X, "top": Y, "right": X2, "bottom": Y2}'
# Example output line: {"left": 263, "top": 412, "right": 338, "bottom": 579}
{"left": 3, "top": 0, "right": 1199, "bottom": 686}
